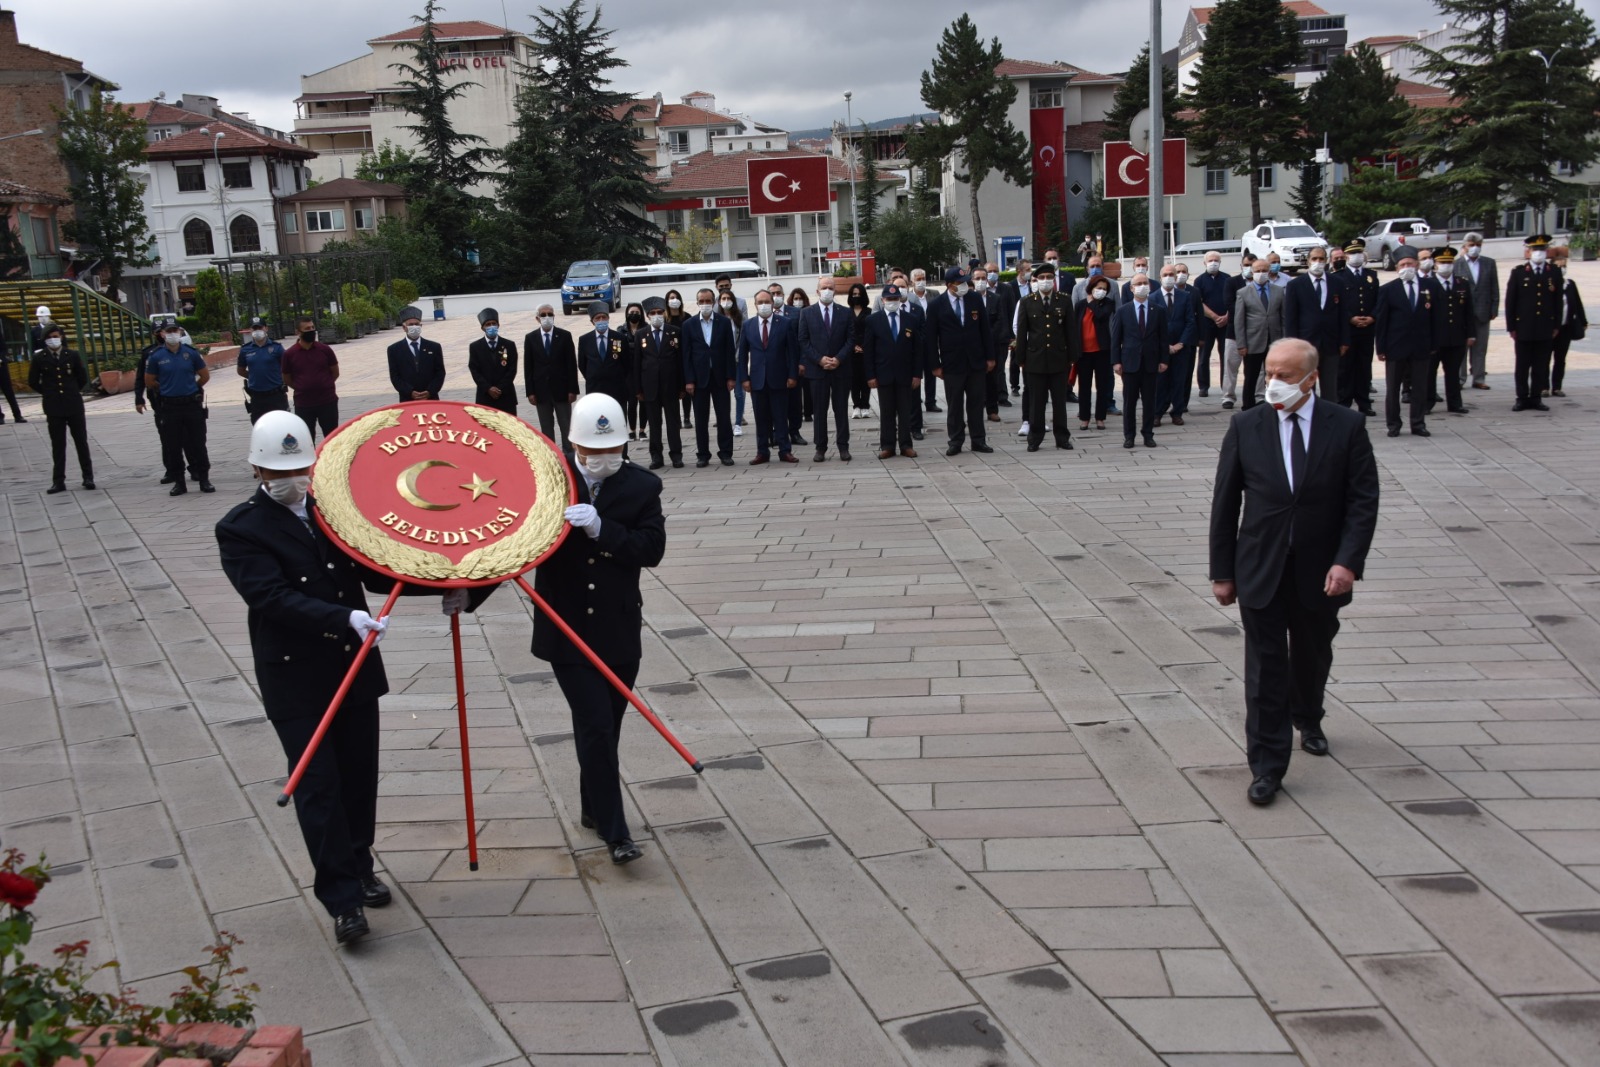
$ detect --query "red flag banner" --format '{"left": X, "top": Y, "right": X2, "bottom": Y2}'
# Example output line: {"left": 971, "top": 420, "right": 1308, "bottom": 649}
{"left": 746, "top": 155, "right": 831, "bottom": 216}
{"left": 1030, "top": 107, "right": 1067, "bottom": 239}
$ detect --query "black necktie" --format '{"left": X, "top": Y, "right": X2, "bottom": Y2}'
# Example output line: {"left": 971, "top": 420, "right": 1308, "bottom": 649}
{"left": 1407, "top": 281, "right": 1415, "bottom": 307}
{"left": 1138, "top": 304, "right": 1146, "bottom": 334}
{"left": 1316, "top": 278, "right": 1323, "bottom": 307}
{"left": 544, "top": 330, "right": 551, "bottom": 353}
{"left": 654, "top": 330, "right": 662, "bottom": 350}
{"left": 824, "top": 307, "right": 831, "bottom": 332}
{"left": 890, "top": 312, "right": 899, "bottom": 337}
{"left": 1289, "top": 411, "right": 1306, "bottom": 493}
{"left": 411, "top": 341, "right": 420, "bottom": 368}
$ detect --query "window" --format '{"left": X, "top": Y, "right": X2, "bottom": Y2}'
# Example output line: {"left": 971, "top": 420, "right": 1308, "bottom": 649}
{"left": 305, "top": 209, "right": 346, "bottom": 232}
{"left": 30, "top": 215, "right": 53, "bottom": 254}
{"left": 176, "top": 165, "right": 206, "bottom": 192}
{"left": 1503, "top": 207, "right": 1527, "bottom": 234}
{"left": 735, "top": 207, "right": 753, "bottom": 233}
{"left": 811, "top": 212, "right": 828, "bottom": 228}
{"left": 183, "top": 219, "right": 214, "bottom": 257}
{"left": 1256, "top": 165, "right": 1275, "bottom": 191}
{"left": 1556, "top": 160, "right": 1578, "bottom": 176}
{"left": 1555, "top": 205, "right": 1577, "bottom": 230}
{"left": 294, "top": 166, "right": 304, "bottom": 192}
{"left": 1029, "top": 86, "right": 1063, "bottom": 109}
{"left": 1205, "top": 219, "right": 1226, "bottom": 242}
{"left": 772, "top": 215, "right": 790, "bottom": 229}
{"left": 282, "top": 212, "right": 298, "bottom": 234}
{"left": 667, "top": 130, "right": 689, "bottom": 155}
{"left": 223, "top": 161, "right": 253, "bottom": 189}
{"left": 354, "top": 207, "right": 375, "bottom": 231}
{"left": 1205, "top": 166, "right": 1227, "bottom": 193}
{"left": 229, "top": 215, "right": 261, "bottom": 253}
{"left": 699, "top": 209, "right": 720, "bottom": 228}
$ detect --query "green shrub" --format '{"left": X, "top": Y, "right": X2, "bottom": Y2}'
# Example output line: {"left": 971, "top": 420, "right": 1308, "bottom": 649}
{"left": 193, "top": 269, "right": 231, "bottom": 331}
{"left": 385, "top": 278, "right": 420, "bottom": 305}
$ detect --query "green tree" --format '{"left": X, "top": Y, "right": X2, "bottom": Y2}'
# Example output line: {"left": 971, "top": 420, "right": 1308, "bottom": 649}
{"left": 1185, "top": 0, "right": 1309, "bottom": 225}
{"left": 1303, "top": 43, "right": 1411, "bottom": 167}
{"left": 1104, "top": 43, "right": 1190, "bottom": 143}
{"left": 525, "top": 1, "right": 663, "bottom": 264}
{"left": 1325, "top": 164, "right": 1426, "bottom": 248}
{"left": 869, "top": 204, "right": 965, "bottom": 278}
{"left": 906, "top": 14, "right": 1031, "bottom": 254}
{"left": 854, "top": 123, "right": 881, "bottom": 245}
{"left": 354, "top": 140, "right": 419, "bottom": 185}
{"left": 668, "top": 220, "right": 726, "bottom": 264}
{"left": 1287, "top": 164, "right": 1325, "bottom": 231}
{"left": 55, "top": 90, "right": 155, "bottom": 300}
{"left": 0, "top": 220, "right": 30, "bottom": 279}
{"left": 482, "top": 71, "right": 581, "bottom": 288}
{"left": 1077, "top": 180, "right": 1129, "bottom": 258}
{"left": 192, "top": 269, "right": 230, "bottom": 331}
{"left": 1034, "top": 198, "right": 1069, "bottom": 260}
{"left": 1413, "top": 0, "right": 1600, "bottom": 235}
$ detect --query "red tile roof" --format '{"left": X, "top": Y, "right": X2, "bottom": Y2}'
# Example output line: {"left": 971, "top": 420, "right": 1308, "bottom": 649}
{"left": 611, "top": 97, "right": 661, "bottom": 123}
{"left": 1065, "top": 120, "right": 1111, "bottom": 152}
{"left": 1192, "top": 1, "right": 1327, "bottom": 25}
{"left": 659, "top": 149, "right": 870, "bottom": 195}
{"left": 995, "top": 59, "right": 1121, "bottom": 83}
{"left": 0, "top": 179, "right": 70, "bottom": 206}
{"left": 123, "top": 101, "right": 209, "bottom": 126}
{"left": 1360, "top": 34, "right": 1417, "bottom": 47}
{"left": 658, "top": 102, "right": 729, "bottom": 128}
{"left": 369, "top": 20, "right": 511, "bottom": 43}
{"left": 1394, "top": 78, "right": 1454, "bottom": 109}
{"left": 145, "top": 124, "right": 314, "bottom": 160}
{"left": 281, "top": 177, "right": 405, "bottom": 203}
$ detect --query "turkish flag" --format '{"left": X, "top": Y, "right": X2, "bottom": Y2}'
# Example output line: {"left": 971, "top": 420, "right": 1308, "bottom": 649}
{"left": 746, "top": 155, "right": 831, "bottom": 216}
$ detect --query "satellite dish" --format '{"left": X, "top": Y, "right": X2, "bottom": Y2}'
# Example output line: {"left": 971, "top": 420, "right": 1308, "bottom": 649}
{"left": 1128, "top": 108, "right": 1152, "bottom": 152}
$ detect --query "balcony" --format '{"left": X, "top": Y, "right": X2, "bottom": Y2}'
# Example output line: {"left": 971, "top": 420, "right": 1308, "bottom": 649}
{"left": 295, "top": 112, "right": 374, "bottom": 132}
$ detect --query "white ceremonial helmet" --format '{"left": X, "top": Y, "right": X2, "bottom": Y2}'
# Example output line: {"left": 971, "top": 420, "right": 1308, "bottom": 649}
{"left": 249, "top": 410, "right": 316, "bottom": 470}
{"left": 568, "top": 393, "right": 627, "bottom": 449}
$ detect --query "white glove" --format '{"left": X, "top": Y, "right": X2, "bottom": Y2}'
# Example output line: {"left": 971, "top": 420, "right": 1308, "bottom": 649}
{"left": 441, "top": 589, "right": 469, "bottom": 615}
{"left": 349, "top": 610, "right": 388, "bottom": 645}
{"left": 564, "top": 504, "right": 602, "bottom": 539}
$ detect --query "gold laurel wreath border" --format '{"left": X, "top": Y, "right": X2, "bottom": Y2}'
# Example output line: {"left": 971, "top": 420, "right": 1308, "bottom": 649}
{"left": 315, "top": 405, "right": 569, "bottom": 581}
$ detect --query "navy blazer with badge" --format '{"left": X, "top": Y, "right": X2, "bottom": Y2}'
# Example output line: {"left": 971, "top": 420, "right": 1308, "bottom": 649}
{"left": 1430, "top": 274, "right": 1480, "bottom": 348}
{"left": 737, "top": 313, "right": 799, "bottom": 391}
{"left": 631, "top": 323, "right": 683, "bottom": 401}
{"left": 579, "top": 327, "right": 633, "bottom": 400}
{"left": 798, "top": 301, "right": 853, "bottom": 377}
{"left": 679, "top": 312, "right": 737, "bottom": 389}
{"left": 1373, "top": 277, "right": 1435, "bottom": 361}
{"left": 1333, "top": 266, "right": 1381, "bottom": 343}
{"left": 1210, "top": 399, "right": 1380, "bottom": 613}
{"left": 533, "top": 459, "right": 666, "bottom": 670}
{"left": 1283, "top": 272, "right": 1344, "bottom": 353}
{"left": 522, "top": 325, "right": 580, "bottom": 402}
{"left": 1109, "top": 299, "right": 1170, "bottom": 374}
{"left": 927, "top": 290, "right": 994, "bottom": 375}
{"left": 216, "top": 488, "right": 396, "bottom": 720}
{"left": 386, "top": 336, "right": 446, "bottom": 402}
{"left": 1152, "top": 286, "right": 1198, "bottom": 348}
{"left": 862, "top": 307, "right": 928, "bottom": 385}
{"left": 466, "top": 336, "right": 518, "bottom": 412}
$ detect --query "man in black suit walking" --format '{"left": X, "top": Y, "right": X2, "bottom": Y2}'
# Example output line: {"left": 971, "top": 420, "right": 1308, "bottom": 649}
{"left": 928, "top": 266, "right": 995, "bottom": 455}
{"left": 524, "top": 302, "right": 580, "bottom": 448}
{"left": 1210, "top": 338, "right": 1380, "bottom": 806}
{"left": 386, "top": 306, "right": 446, "bottom": 402}
{"left": 1109, "top": 273, "right": 1169, "bottom": 449}
{"left": 1374, "top": 252, "right": 1436, "bottom": 437}
{"left": 680, "top": 289, "right": 738, "bottom": 468}
{"left": 1282, "top": 247, "right": 1343, "bottom": 403}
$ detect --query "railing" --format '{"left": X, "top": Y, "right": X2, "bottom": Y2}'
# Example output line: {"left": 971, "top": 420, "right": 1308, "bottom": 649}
{"left": 0, "top": 280, "right": 155, "bottom": 379}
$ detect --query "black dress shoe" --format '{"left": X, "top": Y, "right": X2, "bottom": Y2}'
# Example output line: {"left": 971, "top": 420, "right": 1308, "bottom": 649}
{"left": 719, "top": 456, "right": 733, "bottom": 466}
{"left": 1143, "top": 434, "right": 1157, "bottom": 448}
{"left": 199, "top": 480, "right": 216, "bottom": 493}
{"left": 1027, "top": 442, "right": 1040, "bottom": 452}
{"left": 334, "top": 907, "right": 369, "bottom": 944}
{"left": 609, "top": 839, "right": 642, "bottom": 865}
{"left": 1300, "top": 733, "right": 1330, "bottom": 757}
{"left": 1448, "top": 407, "right": 1469, "bottom": 414}
{"left": 839, "top": 450, "right": 851, "bottom": 462}
{"left": 361, "top": 877, "right": 392, "bottom": 908}
{"left": 1247, "top": 776, "right": 1280, "bottom": 806}
{"left": 11, "top": 416, "right": 25, "bottom": 422}
{"left": 1531, "top": 402, "right": 1550, "bottom": 411}
{"left": 972, "top": 443, "right": 994, "bottom": 453}
{"left": 1386, "top": 428, "right": 1400, "bottom": 437}
{"left": 911, "top": 430, "right": 924, "bottom": 441}
{"left": 1123, "top": 437, "right": 1136, "bottom": 449}
{"left": 672, "top": 459, "right": 684, "bottom": 468}
{"left": 999, "top": 397, "right": 1012, "bottom": 407}
{"left": 169, "top": 483, "right": 188, "bottom": 496}
{"left": 1360, "top": 408, "right": 1377, "bottom": 417}
{"left": 1411, "top": 427, "right": 1431, "bottom": 437}
{"left": 1512, "top": 400, "right": 1528, "bottom": 411}
{"left": 1057, "top": 440, "right": 1073, "bottom": 450}
{"left": 926, "top": 405, "right": 942, "bottom": 413}
{"left": 1066, "top": 391, "right": 1078, "bottom": 403}
{"left": 791, "top": 434, "right": 808, "bottom": 446}
{"left": 814, "top": 450, "right": 827, "bottom": 462}
{"left": 82, "top": 479, "right": 96, "bottom": 490}
{"left": 580, "top": 812, "right": 597, "bottom": 831}
{"left": 696, "top": 458, "right": 710, "bottom": 468}
{"left": 160, "top": 474, "right": 175, "bottom": 484}
{"left": 946, "top": 445, "right": 962, "bottom": 456}
{"left": 649, "top": 459, "right": 664, "bottom": 470}
{"left": 47, "top": 483, "right": 67, "bottom": 495}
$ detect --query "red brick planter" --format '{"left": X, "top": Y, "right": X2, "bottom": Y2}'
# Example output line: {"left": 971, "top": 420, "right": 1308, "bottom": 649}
{"left": 0, "top": 1022, "right": 308, "bottom": 1066}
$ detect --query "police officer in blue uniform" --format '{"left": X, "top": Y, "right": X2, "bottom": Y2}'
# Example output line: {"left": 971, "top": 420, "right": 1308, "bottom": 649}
{"left": 535, "top": 393, "right": 666, "bottom": 865}
{"left": 237, "top": 316, "right": 289, "bottom": 424}
{"left": 144, "top": 321, "right": 213, "bottom": 494}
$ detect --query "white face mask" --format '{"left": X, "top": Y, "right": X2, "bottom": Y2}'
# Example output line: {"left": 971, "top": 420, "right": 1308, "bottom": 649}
{"left": 648, "top": 314, "right": 664, "bottom": 329}
{"left": 790, "top": 300, "right": 804, "bottom": 308}
{"left": 1132, "top": 284, "right": 1151, "bottom": 299}
{"left": 44, "top": 336, "right": 62, "bottom": 350}
{"left": 668, "top": 298, "right": 682, "bottom": 309}
{"left": 1175, "top": 272, "right": 1188, "bottom": 284}
{"left": 1265, "top": 372, "right": 1313, "bottom": 409}
{"left": 1399, "top": 266, "right": 1418, "bottom": 282}
{"left": 974, "top": 279, "right": 989, "bottom": 292}
{"left": 882, "top": 301, "right": 901, "bottom": 314}
{"left": 1160, "top": 275, "right": 1177, "bottom": 290}
{"left": 1045, "top": 259, "right": 1059, "bottom": 269}
{"left": 1348, "top": 254, "right": 1365, "bottom": 269}
{"left": 953, "top": 283, "right": 969, "bottom": 297}
{"left": 165, "top": 334, "right": 183, "bottom": 348}
{"left": 539, "top": 315, "right": 555, "bottom": 328}
{"left": 251, "top": 329, "right": 267, "bottom": 343}
{"left": 912, "top": 280, "right": 926, "bottom": 292}
{"left": 1465, "top": 246, "right": 1480, "bottom": 259}
{"left": 1035, "top": 277, "right": 1055, "bottom": 292}
{"left": 405, "top": 325, "right": 422, "bottom": 340}
{"left": 1205, "top": 260, "right": 1220, "bottom": 273}
{"left": 720, "top": 299, "right": 733, "bottom": 310}
{"left": 1530, "top": 250, "right": 1547, "bottom": 265}
{"left": 818, "top": 289, "right": 834, "bottom": 304}
{"left": 1253, "top": 272, "right": 1270, "bottom": 286}
{"left": 1436, "top": 262, "right": 1454, "bottom": 277}
{"left": 582, "top": 452, "right": 623, "bottom": 479}
{"left": 1308, "top": 261, "right": 1326, "bottom": 276}
{"left": 1418, "top": 261, "right": 1433, "bottom": 274}
{"left": 1089, "top": 288, "right": 1107, "bottom": 301}
{"left": 263, "top": 474, "right": 311, "bottom": 506}
{"left": 699, "top": 303, "right": 715, "bottom": 318}
{"left": 753, "top": 303, "right": 772, "bottom": 319}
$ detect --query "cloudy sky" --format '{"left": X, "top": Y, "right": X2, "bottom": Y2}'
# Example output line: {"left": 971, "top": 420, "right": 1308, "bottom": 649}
{"left": 10, "top": 0, "right": 1577, "bottom": 135}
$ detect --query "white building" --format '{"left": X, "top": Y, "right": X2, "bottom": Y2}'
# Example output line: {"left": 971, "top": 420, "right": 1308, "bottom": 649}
{"left": 614, "top": 91, "right": 789, "bottom": 178}
{"left": 1176, "top": 1, "right": 1349, "bottom": 91}
{"left": 124, "top": 124, "right": 314, "bottom": 315}
{"left": 293, "top": 20, "right": 532, "bottom": 187}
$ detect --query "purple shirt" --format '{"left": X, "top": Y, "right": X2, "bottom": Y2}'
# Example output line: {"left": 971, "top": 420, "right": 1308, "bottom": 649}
{"left": 281, "top": 341, "right": 339, "bottom": 406}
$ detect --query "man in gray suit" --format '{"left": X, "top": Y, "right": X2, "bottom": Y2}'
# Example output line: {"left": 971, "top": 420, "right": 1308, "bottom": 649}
{"left": 1458, "top": 231, "right": 1499, "bottom": 390}
{"left": 1233, "top": 259, "right": 1285, "bottom": 410}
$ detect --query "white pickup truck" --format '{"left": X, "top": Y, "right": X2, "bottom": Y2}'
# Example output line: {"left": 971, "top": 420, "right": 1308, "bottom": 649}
{"left": 1239, "top": 219, "right": 1329, "bottom": 272}
{"left": 1358, "top": 218, "right": 1451, "bottom": 271}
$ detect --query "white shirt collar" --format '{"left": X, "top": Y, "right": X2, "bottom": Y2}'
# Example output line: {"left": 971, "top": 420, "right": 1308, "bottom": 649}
{"left": 1277, "top": 396, "right": 1314, "bottom": 428}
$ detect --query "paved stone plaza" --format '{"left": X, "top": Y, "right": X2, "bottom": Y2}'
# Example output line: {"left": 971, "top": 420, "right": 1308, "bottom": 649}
{"left": 4, "top": 265, "right": 1600, "bottom": 1066}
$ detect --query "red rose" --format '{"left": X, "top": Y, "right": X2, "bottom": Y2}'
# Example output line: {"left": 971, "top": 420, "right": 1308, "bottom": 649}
{"left": 0, "top": 871, "right": 40, "bottom": 909}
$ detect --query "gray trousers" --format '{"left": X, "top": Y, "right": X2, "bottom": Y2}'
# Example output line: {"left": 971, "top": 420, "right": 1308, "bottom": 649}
{"left": 536, "top": 399, "right": 572, "bottom": 448}
{"left": 1463, "top": 318, "right": 1492, "bottom": 384}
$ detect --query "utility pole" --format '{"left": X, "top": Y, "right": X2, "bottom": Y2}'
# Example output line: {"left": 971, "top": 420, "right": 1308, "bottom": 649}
{"left": 1148, "top": 0, "right": 1164, "bottom": 268}
{"left": 845, "top": 91, "right": 863, "bottom": 274}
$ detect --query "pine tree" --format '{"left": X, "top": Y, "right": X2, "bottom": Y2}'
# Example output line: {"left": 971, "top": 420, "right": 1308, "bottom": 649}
{"left": 1302, "top": 43, "right": 1410, "bottom": 166}
{"left": 526, "top": 1, "right": 663, "bottom": 264}
{"left": 906, "top": 15, "right": 1031, "bottom": 255}
{"left": 1286, "top": 164, "right": 1325, "bottom": 231}
{"left": 484, "top": 76, "right": 582, "bottom": 287}
{"left": 855, "top": 124, "right": 881, "bottom": 245}
{"left": 1326, "top": 165, "right": 1426, "bottom": 248}
{"left": 1104, "top": 44, "right": 1189, "bottom": 143}
{"left": 354, "top": 140, "right": 419, "bottom": 185}
{"left": 1413, "top": 0, "right": 1600, "bottom": 235}
{"left": 1185, "top": 0, "right": 1309, "bottom": 225}
{"left": 55, "top": 90, "right": 155, "bottom": 300}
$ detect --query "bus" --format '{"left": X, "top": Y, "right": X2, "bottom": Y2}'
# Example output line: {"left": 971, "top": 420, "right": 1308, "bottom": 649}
{"left": 614, "top": 259, "right": 767, "bottom": 295}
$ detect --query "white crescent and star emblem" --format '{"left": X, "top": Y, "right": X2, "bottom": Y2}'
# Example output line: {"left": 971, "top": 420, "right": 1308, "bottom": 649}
{"left": 1118, "top": 153, "right": 1147, "bottom": 186}
{"left": 761, "top": 171, "right": 793, "bottom": 202}
{"left": 1038, "top": 145, "right": 1058, "bottom": 166}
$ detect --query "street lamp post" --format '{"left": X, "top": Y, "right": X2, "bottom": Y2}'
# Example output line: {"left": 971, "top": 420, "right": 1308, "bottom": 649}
{"left": 1529, "top": 47, "right": 1565, "bottom": 234}
{"left": 201, "top": 127, "right": 229, "bottom": 257}
{"left": 845, "top": 91, "right": 862, "bottom": 275}
{"left": 0, "top": 128, "right": 45, "bottom": 143}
